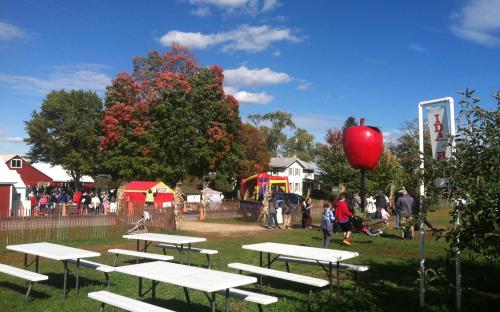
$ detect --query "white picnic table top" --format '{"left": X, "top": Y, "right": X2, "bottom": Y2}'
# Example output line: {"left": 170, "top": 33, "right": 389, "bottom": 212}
{"left": 123, "top": 233, "right": 206, "bottom": 245}
{"left": 242, "top": 242, "right": 358, "bottom": 263}
{"left": 115, "top": 261, "right": 257, "bottom": 293}
{"left": 6, "top": 242, "right": 100, "bottom": 261}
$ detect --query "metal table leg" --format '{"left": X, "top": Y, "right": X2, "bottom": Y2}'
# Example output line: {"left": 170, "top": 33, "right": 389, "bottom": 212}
{"left": 63, "top": 260, "right": 68, "bottom": 299}
{"left": 24, "top": 253, "right": 27, "bottom": 270}
{"left": 180, "top": 244, "right": 184, "bottom": 264}
{"left": 336, "top": 260, "right": 340, "bottom": 298}
{"left": 35, "top": 256, "right": 39, "bottom": 273}
{"left": 329, "top": 261, "right": 333, "bottom": 307}
{"left": 75, "top": 258, "right": 80, "bottom": 294}
{"left": 211, "top": 292, "right": 216, "bottom": 312}
{"left": 225, "top": 288, "right": 230, "bottom": 312}
{"left": 138, "top": 277, "right": 143, "bottom": 299}
{"left": 259, "top": 252, "right": 263, "bottom": 288}
{"left": 188, "top": 243, "right": 192, "bottom": 265}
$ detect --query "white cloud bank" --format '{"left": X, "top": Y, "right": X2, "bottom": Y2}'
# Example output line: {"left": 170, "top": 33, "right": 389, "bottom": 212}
{"left": 224, "top": 66, "right": 291, "bottom": 87}
{"left": 159, "top": 24, "right": 300, "bottom": 52}
{"left": 224, "top": 86, "right": 273, "bottom": 104}
{"left": 450, "top": 0, "right": 500, "bottom": 46}
{"left": 188, "top": 0, "right": 280, "bottom": 16}
{"left": 0, "top": 64, "right": 111, "bottom": 95}
{"left": 223, "top": 65, "right": 291, "bottom": 104}
{"left": 0, "top": 21, "right": 26, "bottom": 41}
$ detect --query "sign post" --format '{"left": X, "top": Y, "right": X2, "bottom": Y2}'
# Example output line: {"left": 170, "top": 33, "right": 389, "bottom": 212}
{"left": 417, "top": 97, "right": 456, "bottom": 309}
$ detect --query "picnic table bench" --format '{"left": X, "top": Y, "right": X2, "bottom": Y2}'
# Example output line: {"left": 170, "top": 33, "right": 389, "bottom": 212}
{"left": 215, "top": 288, "right": 277, "bottom": 312}
{"left": 0, "top": 263, "right": 48, "bottom": 301}
{"left": 275, "top": 256, "right": 369, "bottom": 291}
{"left": 108, "top": 249, "right": 173, "bottom": 266}
{"left": 228, "top": 262, "right": 327, "bottom": 309}
{"left": 157, "top": 243, "right": 218, "bottom": 268}
{"left": 88, "top": 290, "right": 175, "bottom": 312}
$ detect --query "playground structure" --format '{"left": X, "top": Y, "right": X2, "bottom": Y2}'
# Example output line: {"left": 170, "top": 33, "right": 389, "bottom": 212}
{"left": 241, "top": 173, "right": 289, "bottom": 201}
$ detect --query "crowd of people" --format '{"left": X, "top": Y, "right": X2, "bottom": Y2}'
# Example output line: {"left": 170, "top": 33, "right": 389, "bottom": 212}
{"left": 265, "top": 186, "right": 435, "bottom": 249}
{"left": 26, "top": 185, "right": 117, "bottom": 216}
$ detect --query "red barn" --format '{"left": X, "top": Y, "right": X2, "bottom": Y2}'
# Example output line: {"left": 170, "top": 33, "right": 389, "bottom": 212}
{"left": 0, "top": 161, "right": 24, "bottom": 217}
{"left": 1, "top": 154, "right": 51, "bottom": 187}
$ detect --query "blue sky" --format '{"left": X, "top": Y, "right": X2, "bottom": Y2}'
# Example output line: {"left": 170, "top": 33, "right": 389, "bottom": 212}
{"left": 1, "top": 0, "right": 499, "bottom": 154}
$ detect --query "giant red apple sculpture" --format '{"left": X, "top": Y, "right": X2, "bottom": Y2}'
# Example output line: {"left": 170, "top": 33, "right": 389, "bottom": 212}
{"left": 343, "top": 118, "right": 383, "bottom": 170}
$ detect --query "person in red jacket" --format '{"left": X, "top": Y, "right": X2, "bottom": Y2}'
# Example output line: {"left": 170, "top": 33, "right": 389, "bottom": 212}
{"left": 73, "top": 190, "right": 82, "bottom": 214}
{"left": 335, "top": 193, "right": 353, "bottom": 246}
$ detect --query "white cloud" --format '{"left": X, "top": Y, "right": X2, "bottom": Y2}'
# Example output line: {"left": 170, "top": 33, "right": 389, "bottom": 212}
{"left": 272, "top": 50, "right": 281, "bottom": 56}
{"left": 224, "top": 66, "right": 291, "bottom": 87}
{"left": 0, "top": 64, "right": 111, "bottom": 95}
{"left": 450, "top": 0, "right": 500, "bottom": 46}
{"left": 262, "top": 0, "right": 281, "bottom": 12}
{"left": 0, "top": 21, "right": 26, "bottom": 41}
{"left": 297, "top": 80, "right": 310, "bottom": 91}
{"left": 159, "top": 24, "right": 301, "bottom": 52}
{"left": 191, "top": 7, "right": 212, "bottom": 17}
{"left": 188, "top": 0, "right": 279, "bottom": 15}
{"left": 382, "top": 130, "right": 401, "bottom": 144}
{"left": 4, "top": 137, "right": 24, "bottom": 143}
{"left": 189, "top": 0, "right": 249, "bottom": 9}
{"left": 224, "top": 86, "right": 273, "bottom": 104}
{"left": 408, "top": 43, "right": 429, "bottom": 53}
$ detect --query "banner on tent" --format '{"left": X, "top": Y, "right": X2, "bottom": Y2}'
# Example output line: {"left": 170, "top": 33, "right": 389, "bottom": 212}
{"left": 427, "top": 104, "right": 452, "bottom": 160}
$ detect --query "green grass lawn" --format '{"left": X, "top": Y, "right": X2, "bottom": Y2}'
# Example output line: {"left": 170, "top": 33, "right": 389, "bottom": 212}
{"left": 0, "top": 208, "right": 498, "bottom": 311}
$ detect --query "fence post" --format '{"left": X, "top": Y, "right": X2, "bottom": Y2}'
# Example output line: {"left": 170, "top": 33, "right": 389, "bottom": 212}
{"left": 199, "top": 205, "right": 205, "bottom": 221}
{"left": 127, "top": 200, "right": 133, "bottom": 216}
{"left": 62, "top": 203, "right": 67, "bottom": 216}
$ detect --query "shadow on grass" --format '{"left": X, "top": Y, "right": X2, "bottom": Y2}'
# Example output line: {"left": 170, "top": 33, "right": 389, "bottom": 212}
{"left": 43, "top": 272, "right": 107, "bottom": 293}
{"left": 143, "top": 296, "right": 211, "bottom": 311}
{"left": 0, "top": 281, "right": 50, "bottom": 300}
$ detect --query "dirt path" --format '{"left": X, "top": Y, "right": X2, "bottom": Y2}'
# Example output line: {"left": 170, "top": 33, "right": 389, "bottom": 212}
{"left": 180, "top": 220, "right": 268, "bottom": 237}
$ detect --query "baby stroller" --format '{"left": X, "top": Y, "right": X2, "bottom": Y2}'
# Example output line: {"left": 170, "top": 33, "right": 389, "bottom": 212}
{"left": 126, "top": 209, "right": 153, "bottom": 234}
{"left": 350, "top": 215, "right": 381, "bottom": 237}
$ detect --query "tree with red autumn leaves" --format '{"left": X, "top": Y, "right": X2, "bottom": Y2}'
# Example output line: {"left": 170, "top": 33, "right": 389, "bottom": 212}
{"left": 100, "top": 45, "right": 268, "bottom": 189}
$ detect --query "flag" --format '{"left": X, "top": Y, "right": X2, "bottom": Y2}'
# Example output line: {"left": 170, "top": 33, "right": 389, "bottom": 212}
{"left": 427, "top": 104, "right": 451, "bottom": 160}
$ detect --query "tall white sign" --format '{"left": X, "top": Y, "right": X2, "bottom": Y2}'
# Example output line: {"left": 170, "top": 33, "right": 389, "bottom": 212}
{"left": 426, "top": 104, "right": 451, "bottom": 160}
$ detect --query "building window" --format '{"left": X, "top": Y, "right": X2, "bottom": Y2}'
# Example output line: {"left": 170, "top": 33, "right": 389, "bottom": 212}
{"left": 11, "top": 159, "right": 22, "bottom": 168}
{"left": 288, "top": 168, "right": 293, "bottom": 175}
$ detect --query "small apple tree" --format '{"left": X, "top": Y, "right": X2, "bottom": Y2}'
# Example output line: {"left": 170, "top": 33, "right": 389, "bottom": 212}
{"left": 425, "top": 90, "right": 500, "bottom": 261}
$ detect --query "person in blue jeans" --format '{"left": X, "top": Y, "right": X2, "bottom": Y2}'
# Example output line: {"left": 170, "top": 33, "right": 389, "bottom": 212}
{"left": 267, "top": 195, "right": 280, "bottom": 229}
{"left": 320, "top": 203, "right": 335, "bottom": 248}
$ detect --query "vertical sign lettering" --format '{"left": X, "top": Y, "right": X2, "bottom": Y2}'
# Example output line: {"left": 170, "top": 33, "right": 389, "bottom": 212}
{"left": 427, "top": 104, "right": 451, "bottom": 160}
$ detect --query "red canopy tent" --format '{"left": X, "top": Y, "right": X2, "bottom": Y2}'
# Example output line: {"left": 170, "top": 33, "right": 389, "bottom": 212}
{"left": 124, "top": 181, "right": 174, "bottom": 208}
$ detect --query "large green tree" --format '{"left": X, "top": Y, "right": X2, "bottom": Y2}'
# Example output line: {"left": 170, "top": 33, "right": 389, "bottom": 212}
{"left": 425, "top": 90, "right": 500, "bottom": 261}
{"left": 100, "top": 45, "right": 244, "bottom": 187}
{"left": 25, "top": 90, "right": 103, "bottom": 188}
{"left": 391, "top": 119, "right": 432, "bottom": 193}
{"left": 282, "top": 128, "right": 316, "bottom": 162}
{"left": 316, "top": 128, "right": 358, "bottom": 191}
{"left": 248, "top": 111, "right": 296, "bottom": 156}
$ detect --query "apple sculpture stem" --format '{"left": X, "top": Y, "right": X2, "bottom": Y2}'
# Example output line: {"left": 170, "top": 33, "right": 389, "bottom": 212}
{"left": 343, "top": 117, "right": 384, "bottom": 212}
